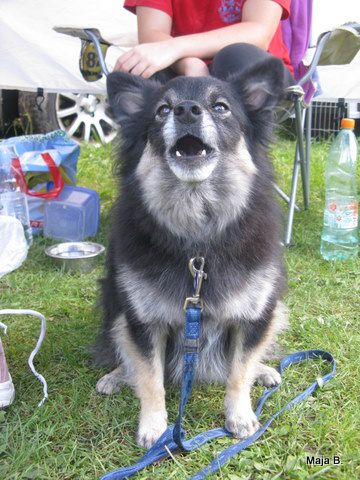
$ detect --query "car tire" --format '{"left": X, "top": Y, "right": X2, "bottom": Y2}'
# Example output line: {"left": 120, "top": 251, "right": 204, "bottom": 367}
{"left": 18, "top": 91, "right": 116, "bottom": 144}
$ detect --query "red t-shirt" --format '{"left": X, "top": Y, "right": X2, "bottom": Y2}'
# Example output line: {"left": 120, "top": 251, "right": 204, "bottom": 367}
{"left": 124, "top": 0, "right": 293, "bottom": 74}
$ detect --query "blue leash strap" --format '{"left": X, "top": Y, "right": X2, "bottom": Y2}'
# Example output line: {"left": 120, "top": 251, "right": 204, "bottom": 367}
{"left": 190, "top": 349, "right": 336, "bottom": 480}
{"left": 100, "top": 257, "right": 336, "bottom": 480}
{"left": 173, "top": 305, "right": 202, "bottom": 450}
{"left": 101, "top": 348, "right": 336, "bottom": 480}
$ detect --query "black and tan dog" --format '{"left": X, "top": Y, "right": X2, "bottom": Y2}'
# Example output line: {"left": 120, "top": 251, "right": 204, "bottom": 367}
{"left": 93, "top": 57, "right": 288, "bottom": 449}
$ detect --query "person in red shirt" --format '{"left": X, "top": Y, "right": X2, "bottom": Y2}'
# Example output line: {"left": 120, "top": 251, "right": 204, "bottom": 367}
{"left": 116, "top": 0, "right": 293, "bottom": 84}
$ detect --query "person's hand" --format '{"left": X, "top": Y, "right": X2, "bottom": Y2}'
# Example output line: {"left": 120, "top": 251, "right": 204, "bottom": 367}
{"left": 114, "top": 41, "right": 179, "bottom": 78}
{"left": 174, "top": 57, "right": 210, "bottom": 77}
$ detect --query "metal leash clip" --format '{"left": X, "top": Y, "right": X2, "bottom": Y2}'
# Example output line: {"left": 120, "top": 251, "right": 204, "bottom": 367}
{"left": 183, "top": 257, "right": 207, "bottom": 311}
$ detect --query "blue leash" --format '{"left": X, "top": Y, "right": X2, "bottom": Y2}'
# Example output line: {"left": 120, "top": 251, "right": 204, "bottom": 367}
{"left": 101, "top": 258, "right": 336, "bottom": 480}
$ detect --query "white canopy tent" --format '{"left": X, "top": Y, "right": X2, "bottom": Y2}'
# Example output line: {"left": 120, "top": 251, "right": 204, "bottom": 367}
{"left": 0, "top": 0, "right": 137, "bottom": 94}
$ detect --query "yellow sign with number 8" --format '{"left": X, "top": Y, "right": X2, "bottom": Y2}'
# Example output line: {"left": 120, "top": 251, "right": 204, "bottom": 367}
{"left": 79, "top": 41, "right": 108, "bottom": 82}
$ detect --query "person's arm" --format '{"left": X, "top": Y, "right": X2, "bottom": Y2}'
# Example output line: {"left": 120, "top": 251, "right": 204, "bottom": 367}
{"left": 114, "top": 6, "right": 209, "bottom": 76}
{"left": 174, "top": 0, "right": 283, "bottom": 57}
{"left": 114, "top": 0, "right": 283, "bottom": 77}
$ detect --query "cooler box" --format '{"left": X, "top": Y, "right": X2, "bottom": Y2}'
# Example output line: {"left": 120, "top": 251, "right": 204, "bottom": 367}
{"left": 44, "top": 185, "right": 100, "bottom": 241}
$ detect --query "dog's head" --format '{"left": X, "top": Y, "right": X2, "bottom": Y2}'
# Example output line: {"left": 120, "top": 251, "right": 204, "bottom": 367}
{"left": 107, "top": 58, "right": 285, "bottom": 238}
{"left": 107, "top": 57, "right": 285, "bottom": 183}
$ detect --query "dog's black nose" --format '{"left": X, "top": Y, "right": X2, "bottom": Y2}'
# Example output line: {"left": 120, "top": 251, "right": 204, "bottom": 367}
{"left": 174, "top": 101, "right": 202, "bottom": 124}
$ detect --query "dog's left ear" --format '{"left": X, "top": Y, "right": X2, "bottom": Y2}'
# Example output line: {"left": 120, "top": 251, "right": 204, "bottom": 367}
{"left": 230, "top": 57, "right": 287, "bottom": 113}
{"left": 106, "top": 72, "right": 160, "bottom": 123}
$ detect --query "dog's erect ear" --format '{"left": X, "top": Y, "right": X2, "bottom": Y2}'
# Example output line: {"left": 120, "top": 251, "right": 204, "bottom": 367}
{"left": 106, "top": 72, "right": 160, "bottom": 123}
{"left": 230, "top": 57, "right": 287, "bottom": 113}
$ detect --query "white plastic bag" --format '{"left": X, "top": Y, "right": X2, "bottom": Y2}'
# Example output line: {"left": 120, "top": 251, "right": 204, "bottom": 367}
{"left": 0, "top": 215, "right": 28, "bottom": 277}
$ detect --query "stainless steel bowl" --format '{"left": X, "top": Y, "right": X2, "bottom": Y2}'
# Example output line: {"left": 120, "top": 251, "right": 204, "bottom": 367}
{"left": 45, "top": 242, "right": 105, "bottom": 273}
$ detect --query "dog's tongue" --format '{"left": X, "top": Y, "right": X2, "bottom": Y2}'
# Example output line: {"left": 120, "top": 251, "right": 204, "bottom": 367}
{"left": 175, "top": 136, "right": 206, "bottom": 157}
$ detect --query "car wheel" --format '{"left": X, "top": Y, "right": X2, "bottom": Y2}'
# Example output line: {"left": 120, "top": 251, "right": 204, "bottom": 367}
{"left": 18, "top": 91, "right": 116, "bottom": 144}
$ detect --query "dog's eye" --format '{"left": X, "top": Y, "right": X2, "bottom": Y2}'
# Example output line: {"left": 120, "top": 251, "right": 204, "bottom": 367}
{"left": 156, "top": 105, "right": 171, "bottom": 116}
{"left": 212, "top": 102, "right": 229, "bottom": 113}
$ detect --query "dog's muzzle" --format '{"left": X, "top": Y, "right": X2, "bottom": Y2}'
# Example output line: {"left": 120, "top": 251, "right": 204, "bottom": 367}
{"left": 164, "top": 101, "right": 218, "bottom": 183}
{"left": 167, "top": 134, "right": 218, "bottom": 183}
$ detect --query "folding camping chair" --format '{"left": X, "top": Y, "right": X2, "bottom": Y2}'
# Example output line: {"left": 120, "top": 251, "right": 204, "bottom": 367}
{"left": 277, "top": 0, "right": 360, "bottom": 245}
{"left": 55, "top": 18, "right": 360, "bottom": 246}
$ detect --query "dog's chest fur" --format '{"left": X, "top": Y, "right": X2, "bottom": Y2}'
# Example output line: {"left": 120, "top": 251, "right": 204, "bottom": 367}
{"left": 116, "top": 259, "right": 279, "bottom": 328}
{"left": 135, "top": 140, "right": 256, "bottom": 240}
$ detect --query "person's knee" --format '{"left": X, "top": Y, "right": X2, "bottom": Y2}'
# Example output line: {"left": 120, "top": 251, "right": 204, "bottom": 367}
{"left": 214, "top": 43, "right": 269, "bottom": 66}
{"left": 211, "top": 43, "right": 271, "bottom": 79}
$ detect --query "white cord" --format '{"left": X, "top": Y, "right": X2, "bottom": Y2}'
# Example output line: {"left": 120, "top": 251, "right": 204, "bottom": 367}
{"left": 0, "top": 309, "right": 48, "bottom": 407}
{"left": 0, "top": 321, "right": 8, "bottom": 334}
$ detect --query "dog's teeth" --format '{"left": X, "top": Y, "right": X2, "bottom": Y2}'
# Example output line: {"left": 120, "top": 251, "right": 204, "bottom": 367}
{"left": 176, "top": 150, "right": 182, "bottom": 157}
{"left": 201, "top": 149, "right": 206, "bottom": 156}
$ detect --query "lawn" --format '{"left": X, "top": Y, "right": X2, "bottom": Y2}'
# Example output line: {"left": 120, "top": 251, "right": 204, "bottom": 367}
{"left": 0, "top": 136, "right": 359, "bottom": 480}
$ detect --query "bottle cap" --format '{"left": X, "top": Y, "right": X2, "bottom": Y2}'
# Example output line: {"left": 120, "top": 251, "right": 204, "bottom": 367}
{"left": 341, "top": 118, "right": 355, "bottom": 129}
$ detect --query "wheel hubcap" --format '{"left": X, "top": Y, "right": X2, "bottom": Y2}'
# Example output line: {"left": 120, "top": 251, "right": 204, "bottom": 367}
{"left": 56, "top": 93, "right": 116, "bottom": 143}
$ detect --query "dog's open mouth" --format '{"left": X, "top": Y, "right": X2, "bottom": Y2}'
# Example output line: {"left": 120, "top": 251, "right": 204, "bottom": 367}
{"left": 167, "top": 134, "right": 217, "bottom": 182}
{"left": 170, "top": 135, "right": 213, "bottom": 159}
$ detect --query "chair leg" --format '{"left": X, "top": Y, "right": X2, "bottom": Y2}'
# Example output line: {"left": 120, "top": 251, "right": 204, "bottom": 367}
{"left": 273, "top": 183, "right": 300, "bottom": 212}
{"left": 283, "top": 97, "right": 312, "bottom": 246}
{"left": 294, "top": 98, "right": 309, "bottom": 210}
{"left": 305, "top": 103, "right": 312, "bottom": 207}
{"left": 284, "top": 143, "right": 301, "bottom": 247}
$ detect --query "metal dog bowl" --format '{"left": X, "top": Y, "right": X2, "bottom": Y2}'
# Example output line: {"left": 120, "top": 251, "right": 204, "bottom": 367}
{"left": 45, "top": 242, "right": 105, "bottom": 273}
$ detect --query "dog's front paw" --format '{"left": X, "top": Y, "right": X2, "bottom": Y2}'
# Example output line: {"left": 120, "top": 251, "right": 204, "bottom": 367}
{"left": 96, "top": 372, "right": 122, "bottom": 395}
{"left": 225, "top": 409, "right": 260, "bottom": 439}
{"left": 255, "top": 364, "right": 281, "bottom": 388}
{"left": 137, "top": 412, "right": 168, "bottom": 449}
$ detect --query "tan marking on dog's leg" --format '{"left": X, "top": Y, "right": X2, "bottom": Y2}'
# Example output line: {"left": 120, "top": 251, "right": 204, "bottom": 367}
{"left": 113, "top": 323, "right": 168, "bottom": 449}
{"left": 224, "top": 342, "right": 261, "bottom": 438}
{"left": 135, "top": 353, "right": 168, "bottom": 450}
{"left": 224, "top": 302, "right": 283, "bottom": 438}
{"left": 254, "top": 301, "right": 288, "bottom": 387}
{"left": 96, "top": 366, "right": 124, "bottom": 395}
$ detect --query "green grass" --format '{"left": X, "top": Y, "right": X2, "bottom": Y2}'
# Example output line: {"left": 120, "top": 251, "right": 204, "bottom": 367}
{"left": 0, "top": 138, "right": 359, "bottom": 480}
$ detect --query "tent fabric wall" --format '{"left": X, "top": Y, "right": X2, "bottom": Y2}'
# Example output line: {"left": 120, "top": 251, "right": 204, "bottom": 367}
{"left": 0, "top": 0, "right": 136, "bottom": 94}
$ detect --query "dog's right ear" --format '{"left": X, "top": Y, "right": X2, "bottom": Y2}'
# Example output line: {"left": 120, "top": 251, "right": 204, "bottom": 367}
{"left": 106, "top": 72, "right": 159, "bottom": 124}
{"left": 229, "top": 57, "right": 286, "bottom": 114}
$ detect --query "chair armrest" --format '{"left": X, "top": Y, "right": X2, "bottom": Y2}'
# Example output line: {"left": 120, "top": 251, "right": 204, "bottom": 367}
{"left": 298, "top": 23, "right": 360, "bottom": 87}
{"left": 297, "top": 31, "right": 331, "bottom": 86}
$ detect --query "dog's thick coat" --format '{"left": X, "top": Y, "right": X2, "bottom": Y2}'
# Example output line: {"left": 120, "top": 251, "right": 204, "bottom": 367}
{"left": 94, "top": 57, "right": 288, "bottom": 448}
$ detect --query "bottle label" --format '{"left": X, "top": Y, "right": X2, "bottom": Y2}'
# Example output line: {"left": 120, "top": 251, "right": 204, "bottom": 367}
{"left": 324, "top": 201, "right": 358, "bottom": 229}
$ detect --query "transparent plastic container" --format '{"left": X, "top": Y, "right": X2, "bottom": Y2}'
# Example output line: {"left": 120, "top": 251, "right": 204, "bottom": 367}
{"left": 43, "top": 185, "right": 100, "bottom": 241}
{"left": 0, "top": 146, "right": 33, "bottom": 246}
{"left": 320, "top": 118, "right": 358, "bottom": 260}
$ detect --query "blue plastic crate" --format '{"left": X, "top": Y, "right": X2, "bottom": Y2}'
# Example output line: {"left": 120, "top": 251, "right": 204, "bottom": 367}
{"left": 44, "top": 185, "right": 100, "bottom": 241}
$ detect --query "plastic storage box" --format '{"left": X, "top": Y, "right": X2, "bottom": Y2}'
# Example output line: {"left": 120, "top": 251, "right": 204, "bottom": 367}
{"left": 44, "top": 185, "right": 100, "bottom": 241}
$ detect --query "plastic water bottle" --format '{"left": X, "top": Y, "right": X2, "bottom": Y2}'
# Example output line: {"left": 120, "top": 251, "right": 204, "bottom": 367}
{"left": 320, "top": 118, "right": 358, "bottom": 260}
{"left": 0, "top": 147, "right": 33, "bottom": 246}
